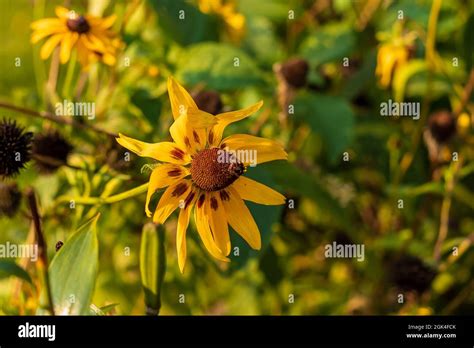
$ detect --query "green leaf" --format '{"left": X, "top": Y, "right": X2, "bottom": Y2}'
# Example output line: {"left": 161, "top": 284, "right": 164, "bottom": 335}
{"left": 293, "top": 93, "right": 355, "bottom": 163}
{"left": 392, "top": 59, "right": 428, "bottom": 102}
{"left": 140, "top": 223, "right": 166, "bottom": 314}
{"left": 238, "top": 0, "right": 291, "bottom": 22}
{"left": 130, "top": 88, "right": 162, "bottom": 126}
{"left": 148, "top": 0, "right": 218, "bottom": 46}
{"left": 242, "top": 16, "right": 284, "bottom": 66}
{"left": 299, "top": 24, "right": 356, "bottom": 66}
{"left": 176, "top": 43, "right": 264, "bottom": 91}
{"left": 0, "top": 260, "right": 32, "bottom": 284}
{"left": 89, "top": 303, "right": 119, "bottom": 315}
{"left": 268, "top": 162, "right": 348, "bottom": 228}
{"left": 44, "top": 214, "right": 100, "bottom": 315}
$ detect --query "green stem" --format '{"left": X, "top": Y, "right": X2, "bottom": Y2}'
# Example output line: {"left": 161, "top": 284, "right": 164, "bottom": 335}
{"left": 56, "top": 182, "right": 149, "bottom": 206}
{"left": 62, "top": 51, "right": 77, "bottom": 100}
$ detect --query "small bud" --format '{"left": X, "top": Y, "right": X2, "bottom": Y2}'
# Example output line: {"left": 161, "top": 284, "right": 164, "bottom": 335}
{"left": 279, "top": 58, "right": 309, "bottom": 88}
{"left": 192, "top": 90, "right": 223, "bottom": 115}
{"left": 428, "top": 110, "right": 456, "bottom": 143}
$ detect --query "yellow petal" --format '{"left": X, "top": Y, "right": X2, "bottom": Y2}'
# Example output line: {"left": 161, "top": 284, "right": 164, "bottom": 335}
{"left": 102, "top": 52, "right": 116, "bottom": 66}
{"left": 82, "top": 33, "right": 106, "bottom": 52}
{"left": 221, "top": 187, "right": 261, "bottom": 249}
{"left": 187, "top": 109, "right": 217, "bottom": 128}
{"left": 31, "top": 26, "right": 67, "bottom": 43}
{"left": 55, "top": 6, "right": 71, "bottom": 19}
{"left": 194, "top": 193, "right": 230, "bottom": 262}
{"left": 220, "top": 134, "right": 287, "bottom": 166}
{"left": 116, "top": 133, "right": 191, "bottom": 164}
{"left": 145, "top": 164, "right": 189, "bottom": 217}
{"left": 40, "top": 34, "right": 63, "bottom": 60}
{"left": 100, "top": 14, "right": 117, "bottom": 29}
{"left": 207, "top": 192, "right": 231, "bottom": 256}
{"left": 208, "top": 101, "right": 262, "bottom": 146}
{"left": 76, "top": 37, "right": 91, "bottom": 67}
{"left": 169, "top": 114, "right": 208, "bottom": 154}
{"left": 60, "top": 32, "right": 79, "bottom": 64}
{"left": 31, "top": 18, "right": 64, "bottom": 30}
{"left": 232, "top": 176, "right": 285, "bottom": 205}
{"left": 176, "top": 189, "right": 197, "bottom": 273}
{"left": 152, "top": 179, "right": 192, "bottom": 224}
{"left": 167, "top": 76, "right": 198, "bottom": 120}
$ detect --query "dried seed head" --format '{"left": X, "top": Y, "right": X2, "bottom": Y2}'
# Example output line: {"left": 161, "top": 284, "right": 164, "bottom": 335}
{"left": 32, "top": 131, "right": 73, "bottom": 174}
{"left": 0, "top": 119, "right": 33, "bottom": 178}
{"left": 192, "top": 90, "right": 223, "bottom": 115}
{"left": 190, "top": 148, "right": 244, "bottom": 191}
{"left": 280, "top": 58, "right": 309, "bottom": 88}
{"left": 428, "top": 110, "right": 456, "bottom": 143}
{"left": 0, "top": 182, "right": 22, "bottom": 217}
{"left": 389, "top": 255, "right": 436, "bottom": 294}
{"left": 67, "top": 16, "right": 90, "bottom": 34}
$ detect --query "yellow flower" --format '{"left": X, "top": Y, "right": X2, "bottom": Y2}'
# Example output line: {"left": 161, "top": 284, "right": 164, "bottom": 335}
{"left": 198, "top": 0, "right": 245, "bottom": 42}
{"left": 117, "top": 77, "right": 287, "bottom": 273}
{"left": 375, "top": 24, "right": 416, "bottom": 88}
{"left": 31, "top": 6, "right": 121, "bottom": 68}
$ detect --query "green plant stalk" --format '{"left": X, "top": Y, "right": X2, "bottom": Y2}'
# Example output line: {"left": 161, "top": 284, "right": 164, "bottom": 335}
{"left": 57, "top": 182, "right": 149, "bottom": 205}
{"left": 26, "top": 188, "right": 55, "bottom": 316}
{"left": 140, "top": 223, "right": 167, "bottom": 315}
{"left": 62, "top": 51, "right": 77, "bottom": 100}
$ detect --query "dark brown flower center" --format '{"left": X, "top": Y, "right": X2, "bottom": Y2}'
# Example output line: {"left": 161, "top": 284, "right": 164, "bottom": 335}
{"left": 190, "top": 148, "right": 244, "bottom": 191}
{"left": 67, "top": 16, "right": 90, "bottom": 34}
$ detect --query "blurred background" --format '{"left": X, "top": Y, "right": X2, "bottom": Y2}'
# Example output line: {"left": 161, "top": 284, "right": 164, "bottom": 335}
{"left": 0, "top": 0, "right": 474, "bottom": 315}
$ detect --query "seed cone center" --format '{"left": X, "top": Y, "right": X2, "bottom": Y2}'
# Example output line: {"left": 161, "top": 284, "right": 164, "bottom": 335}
{"left": 190, "top": 148, "right": 244, "bottom": 191}
{"left": 67, "top": 16, "right": 90, "bottom": 34}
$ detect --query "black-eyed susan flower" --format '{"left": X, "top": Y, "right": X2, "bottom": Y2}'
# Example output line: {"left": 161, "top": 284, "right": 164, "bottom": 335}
{"left": 117, "top": 77, "right": 287, "bottom": 272}
{"left": 31, "top": 6, "right": 121, "bottom": 68}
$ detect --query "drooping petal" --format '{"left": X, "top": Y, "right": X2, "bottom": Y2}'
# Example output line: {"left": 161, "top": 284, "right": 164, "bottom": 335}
{"left": 145, "top": 164, "right": 190, "bottom": 217}
{"left": 208, "top": 101, "right": 263, "bottom": 146}
{"left": 232, "top": 176, "right": 285, "bottom": 205}
{"left": 31, "top": 18, "right": 64, "bottom": 30}
{"left": 55, "top": 6, "right": 71, "bottom": 19}
{"left": 31, "top": 26, "right": 67, "bottom": 43}
{"left": 99, "top": 14, "right": 117, "bottom": 29}
{"left": 220, "top": 187, "right": 261, "bottom": 250}
{"left": 219, "top": 134, "right": 287, "bottom": 166}
{"left": 40, "top": 34, "right": 64, "bottom": 60}
{"left": 207, "top": 192, "right": 231, "bottom": 256}
{"left": 59, "top": 32, "right": 79, "bottom": 64}
{"left": 194, "top": 193, "right": 230, "bottom": 262}
{"left": 152, "top": 179, "right": 192, "bottom": 224}
{"left": 82, "top": 33, "right": 106, "bottom": 52}
{"left": 116, "top": 133, "right": 191, "bottom": 164}
{"left": 167, "top": 76, "right": 199, "bottom": 120}
{"left": 176, "top": 189, "right": 197, "bottom": 273}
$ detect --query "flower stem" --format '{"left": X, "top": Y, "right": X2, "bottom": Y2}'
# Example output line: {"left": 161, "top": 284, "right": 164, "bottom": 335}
{"left": 0, "top": 101, "right": 117, "bottom": 138}
{"left": 56, "top": 182, "right": 149, "bottom": 206}
{"left": 26, "top": 188, "right": 55, "bottom": 316}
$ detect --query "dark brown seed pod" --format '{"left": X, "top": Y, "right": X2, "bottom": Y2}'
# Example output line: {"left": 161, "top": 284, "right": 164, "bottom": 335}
{"left": 0, "top": 119, "right": 33, "bottom": 178}
{"left": 428, "top": 110, "right": 456, "bottom": 143}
